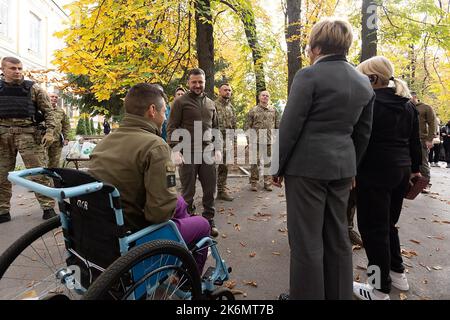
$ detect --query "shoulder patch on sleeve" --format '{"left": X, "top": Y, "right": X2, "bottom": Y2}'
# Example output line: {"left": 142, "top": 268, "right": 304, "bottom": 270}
{"left": 166, "top": 161, "right": 176, "bottom": 188}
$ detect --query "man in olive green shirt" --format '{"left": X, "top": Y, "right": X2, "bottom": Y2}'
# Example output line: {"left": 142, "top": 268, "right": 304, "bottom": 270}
{"left": 89, "top": 83, "right": 210, "bottom": 272}
{"left": 411, "top": 92, "right": 436, "bottom": 191}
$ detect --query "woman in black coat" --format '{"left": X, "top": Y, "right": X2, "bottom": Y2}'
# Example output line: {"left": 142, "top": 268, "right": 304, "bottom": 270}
{"left": 353, "top": 56, "right": 422, "bottom": 300}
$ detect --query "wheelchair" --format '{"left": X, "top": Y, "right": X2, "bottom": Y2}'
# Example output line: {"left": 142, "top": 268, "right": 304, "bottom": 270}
{"left": 0, "top": 168, "right": 234, "bottom": 300}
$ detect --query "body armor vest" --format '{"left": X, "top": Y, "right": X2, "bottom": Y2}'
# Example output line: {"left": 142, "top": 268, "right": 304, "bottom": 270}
{"left": 0, "top": 80, "right": 38, "bottom": 120}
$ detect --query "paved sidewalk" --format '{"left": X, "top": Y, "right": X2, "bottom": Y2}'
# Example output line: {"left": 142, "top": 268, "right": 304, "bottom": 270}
{"left": 1, "top": 163, "right": 449, "bottom": 300}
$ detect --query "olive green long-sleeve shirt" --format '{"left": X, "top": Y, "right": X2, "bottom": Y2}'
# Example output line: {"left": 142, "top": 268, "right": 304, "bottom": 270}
{"left": 89, "top": 113, "right": 177, "bottom": 231}
{"left": 415, "top": 102, "right": 437, "bottom": 142}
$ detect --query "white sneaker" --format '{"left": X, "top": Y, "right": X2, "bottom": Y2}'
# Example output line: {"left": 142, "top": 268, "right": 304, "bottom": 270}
{"left": 390, "top": 271, "right": 409, "bottom": 291}
{"left": 353, "top": 282, "right": 390, "bottom": 300}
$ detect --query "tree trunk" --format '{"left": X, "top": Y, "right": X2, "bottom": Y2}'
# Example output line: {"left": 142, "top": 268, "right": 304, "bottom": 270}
{"left": 361, "top": 0, "right": 378, "bottom": 62}
{"left": 218, "top": 1, "right": 266, "bottom": 103}
{"left": 195, "top": 0, "right": 215, "bottom": 98}
{"left": 285, "top": 0, "right": 302, "bottom": 95}
{"left": 240, "top": 7, "right": 266, "bottom": 102}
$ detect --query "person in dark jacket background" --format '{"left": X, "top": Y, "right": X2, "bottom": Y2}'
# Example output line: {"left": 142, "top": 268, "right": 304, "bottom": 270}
{"left": 353, "top": 56, "right": 422, "bottom": 300}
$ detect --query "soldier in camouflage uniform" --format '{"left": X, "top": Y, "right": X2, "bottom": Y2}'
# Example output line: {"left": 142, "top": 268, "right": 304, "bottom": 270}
{"left": 244, "top": 90, "right": 279, "bottom": 191}
{"left": 215, "top": 83, "right": 236, "bottom": 201}
{"left": 47, "top": 93, "right": 70, "bottom": 168}
{"left": 0, "top": 57, "right": 57, "bottom": 224}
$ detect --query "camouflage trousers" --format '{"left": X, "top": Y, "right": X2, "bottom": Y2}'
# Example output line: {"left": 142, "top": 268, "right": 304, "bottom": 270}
{"left": 217, "top": 149, "right": 230, "bottom": 193}
{"left": 250, "top": 144, "right": 272, "bottom": 185}
{"left": 47, "top": 141, "right": 63, "bottom": 168}
{"left": 0, "top": 130, "right": 55, "bottom": 214}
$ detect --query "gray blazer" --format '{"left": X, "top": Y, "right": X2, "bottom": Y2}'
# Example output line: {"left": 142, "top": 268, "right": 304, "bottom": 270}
{"left": 275, "top": 55, "right": 374, "bottom": 180}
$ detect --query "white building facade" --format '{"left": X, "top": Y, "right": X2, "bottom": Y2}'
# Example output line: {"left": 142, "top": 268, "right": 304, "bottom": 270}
{"left": 0, "top": 0, "right": 68, "bottom": 70}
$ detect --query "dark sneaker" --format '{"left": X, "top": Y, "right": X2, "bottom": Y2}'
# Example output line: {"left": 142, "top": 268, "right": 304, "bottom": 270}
{"left": 42, "top": 208, "right": 57, "bottom": 220}
{"left": 208, "top": 219, "right": 219, "bottom": 238}
{"left": 0, "top": 212, "right": 11, "bottom": 224}
{"left": 264, "top": 184, "right": 273, "bottom": 192}
{"left": 217, "top": 191, "right": 234, "bottom": 201}
{"left": 349, "top": 229, "right": 363, "bottom": 247}
{"left": 278, "top": 293, "right": 289, "bottom": 300}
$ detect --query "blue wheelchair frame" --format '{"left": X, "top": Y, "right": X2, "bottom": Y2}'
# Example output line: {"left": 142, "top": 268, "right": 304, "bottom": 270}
{"left": 8, "top": 168, "right": 231, "bottom": 298}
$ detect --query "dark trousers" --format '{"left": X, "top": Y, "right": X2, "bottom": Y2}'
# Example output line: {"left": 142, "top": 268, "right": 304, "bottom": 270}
{"left": 179, "top": 156, "right": 216, "bottom": 220}
{"left": 347, "top": 189, "right": 357, "bottom": 230}
{"left": 285, "top": 175, "right": 353, "bottom": 300}
{"left": 444, "top": 142, "right": 450, "bottom": 164}
{"left": 428, "top": 143, "right": 441, "bottom": 163}
{"left": 356, "top": 166, "right": 410, "bottom": 294}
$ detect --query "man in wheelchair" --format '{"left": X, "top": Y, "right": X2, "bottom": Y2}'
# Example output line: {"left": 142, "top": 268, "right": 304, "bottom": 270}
{"left": 88, "top": 83, "right": 211, "bottom": 274}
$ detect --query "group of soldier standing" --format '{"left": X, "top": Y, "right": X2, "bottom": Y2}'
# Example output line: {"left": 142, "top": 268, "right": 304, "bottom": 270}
{"left": 0, "top": 56, "right": 69, "bottom": 224}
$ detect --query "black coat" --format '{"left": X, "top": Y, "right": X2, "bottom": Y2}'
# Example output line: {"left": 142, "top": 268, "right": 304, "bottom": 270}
{"left": 359, "top": 88, "right": 422, "bottom": 173}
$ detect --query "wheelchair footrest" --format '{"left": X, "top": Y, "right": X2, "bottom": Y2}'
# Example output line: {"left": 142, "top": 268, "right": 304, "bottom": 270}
{"left": 202, "top": 266, "right": 224, "bottom": 286}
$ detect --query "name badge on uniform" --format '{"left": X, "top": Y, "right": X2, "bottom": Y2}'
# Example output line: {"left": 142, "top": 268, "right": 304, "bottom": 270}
{"left": 166, "top": 162, "right": 176, "bottom": 188}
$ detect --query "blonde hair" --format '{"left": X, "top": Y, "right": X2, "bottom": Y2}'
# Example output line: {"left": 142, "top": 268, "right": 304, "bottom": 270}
{"left": 356, "top": 56, "right": 411, "bottom": 99}
{"left": 309, "top": 18, "right": 353, "bottom": 55}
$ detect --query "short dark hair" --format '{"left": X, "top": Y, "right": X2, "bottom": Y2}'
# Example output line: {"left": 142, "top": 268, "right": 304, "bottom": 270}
{"left": 175, "top": 86, "right": 186, "bottom": 94}
{"left": 1, "top": 56, "right": 22, "bottom": 68}
{"left": 188, "top": 68, "right": 205, "bottom": 79}
{"left": 219, "top": 83, "right": 231, "bottom": 89}
{"left": 124, "top": 83, "right": 167, "bottom": 116}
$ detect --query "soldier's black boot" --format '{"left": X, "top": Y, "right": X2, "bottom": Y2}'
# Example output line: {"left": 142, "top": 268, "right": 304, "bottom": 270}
{"left": 42, "top": 208, "right": 57, "bottom": 220}
{"left": 0, "top": 212, "right": 11, "bottom": 224}
{"left": 208, "top": 219, "right": 219, "bottom": 238}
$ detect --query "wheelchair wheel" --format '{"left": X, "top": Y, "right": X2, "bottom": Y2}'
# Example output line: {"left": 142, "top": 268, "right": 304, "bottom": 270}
{"left": 0, "top": 216, "right": 78, "bottom": 300}
{"left": 83, "top": 240, "right": 202, "bottom": 300}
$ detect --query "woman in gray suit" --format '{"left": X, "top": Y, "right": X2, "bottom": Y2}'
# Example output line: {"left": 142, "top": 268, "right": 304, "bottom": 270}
{"left": 273, "top": 18, "right": 374, "bottom": 300}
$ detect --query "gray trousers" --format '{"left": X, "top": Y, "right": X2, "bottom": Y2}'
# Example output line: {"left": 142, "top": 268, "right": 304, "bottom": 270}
{"left": 179, "top": 159, "right": 216, "bottom": 220}
{"left": 285, "top": 175, "right": 353, "bottom": 300}
{"left": 419, "top": 140, "right": 430, "bottom": 179}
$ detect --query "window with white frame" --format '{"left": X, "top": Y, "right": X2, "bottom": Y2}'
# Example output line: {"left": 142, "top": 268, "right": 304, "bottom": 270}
{"left": 0, "top": 0, "right": 10, "bottom": 37}
{"left": 29, "top": 12, "right": 41, "bottom": 54}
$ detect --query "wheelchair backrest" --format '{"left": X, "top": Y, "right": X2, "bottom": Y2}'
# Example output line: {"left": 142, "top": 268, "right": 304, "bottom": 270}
{"left": 49, "top": 168, "right": 124, "bottom": 280}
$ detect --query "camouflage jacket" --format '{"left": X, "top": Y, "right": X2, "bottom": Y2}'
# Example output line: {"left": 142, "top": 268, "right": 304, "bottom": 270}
{"left": 215, "top": 97, "right": 236, "bottom": 132}
{"left": 244, "top": 104, "right": 280, "bottom": 144}
{"left": 0, "top": 78, "right": 56, "bottom": 132}
{"left": 52, "top": 107, "right": 70, "bottom": 142}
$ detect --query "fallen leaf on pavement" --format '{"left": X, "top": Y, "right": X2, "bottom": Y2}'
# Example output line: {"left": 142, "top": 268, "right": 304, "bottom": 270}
{"left": 423, "top": 279, "right": 428, "bottom": 284}
{"left": 401, "top": 249, "right": 418, "bottom": 258}
{"left": 278, "top": 194, "right": 284, "bottom": 197}
{"left": 419, "top": 263, "right": 431, "bottom": 271}
{"left": 224, "top": 280, "right": 237, "bottom": 289}
{"left": 247, "top": 217, "right": 258, "bottom": 222}
{"left": 399, "top": 293, "right": 408, "bottom": 300}
{"left": 272, "top": 252, "right": 281, "bottom": 256}
{"left": 432, "top": 266, "right": 442, "bottom": 270}
{"left": 249, "top": 252, "right": 256, "bottom": 258}
{"left": 226, "top": 249, "right": 232, "bottom": 254}
{"left": 278, "top": 227, "right": 288, "bottom": 233}
{"left": 356, "top": 265, "right": 367, "bottom": 271}
{"left": 427, "top": 235, "right": 445, "bottom": 240}
{"left": 442, "top": 221, "right": 450, "bottom": 224}
{"left": 255, "top": 212, "right": 272, "bottom": 217}
{"left": 234, "top": 224, "right": 241, "bottom": 231}
{"left": 403, "top": 261, "right": 413, "bottom": 267}
{"left": 221, "top": 234, "right": 227, "bottom": 239}
{"left": 271, "top": 240, "right": 275, "bottom": 244}
{"left": 409, "top": 239, "right": 421, "bottom": 245}
{"left": 243, "top": 280, "right": 258, "bottom": 287}
{"left": 239, "top": 241, "right": 247, "bottom": 247}
{"left": 218, "top": 208, "right": 225, "bottom": 213}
